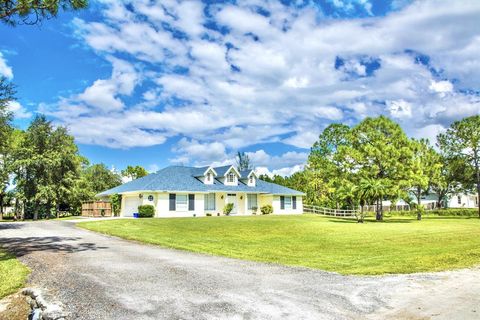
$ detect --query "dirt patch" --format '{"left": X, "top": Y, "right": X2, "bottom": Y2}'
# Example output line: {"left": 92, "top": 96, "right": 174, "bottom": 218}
{"left": 0, "top": 292, "right": 30, "bottom": 320}
{"left": 371, "top": 267, "right": 480, "bottom": 319}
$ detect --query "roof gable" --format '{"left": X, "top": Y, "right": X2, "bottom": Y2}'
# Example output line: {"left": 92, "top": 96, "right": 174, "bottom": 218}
{"left": 214, "top": 165, "right": 240, "bottom": 177}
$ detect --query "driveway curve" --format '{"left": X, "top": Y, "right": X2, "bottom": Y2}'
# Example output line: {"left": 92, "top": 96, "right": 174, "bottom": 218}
{"left": 0, "top": 220, "right": 479, "bottom": 320}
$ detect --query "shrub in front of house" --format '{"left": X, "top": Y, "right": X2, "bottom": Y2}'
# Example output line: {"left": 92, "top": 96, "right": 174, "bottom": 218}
{"left": 261, "top": 205, "right": 273, "bottom": 215}
{"left": 138, "top": 205, "right": 155, "bottom": 218}
{"left": 223, "top": 203, "right": 234, "bottom": 215}
{"left": 206, "top": 213, "right": 212, "bottom": 217}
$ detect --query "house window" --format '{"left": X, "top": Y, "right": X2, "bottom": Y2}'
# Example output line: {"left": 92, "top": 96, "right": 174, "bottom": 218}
{"left": 249, "top": 176, "right": 253, "bottom": 184}
{"left": 228, "top": 172, "right": 235, "bottom": 183}
{"left": 457, "top": 195, "right": 462, "bottom": 204}
{"left": 284, "top": 196, "right": 292, "bottom": 210}
{"left": 247, "top": 194, "right": 257, "bottom": 210}
{"left": 204, "top": 193, "right": 216, "bottom": 211}
{"left": 176, "top": 194, "right": 188, "bottom": 211}
{"left": 207, "top": 172, "right": 212, "bottom": 182}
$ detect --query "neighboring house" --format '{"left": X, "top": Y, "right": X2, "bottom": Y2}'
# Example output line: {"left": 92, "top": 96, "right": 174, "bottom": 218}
{"left": 98, "top": 165, "right": 304, "bottom": 218}
{"left": 382, "top": 192, "right": 479, "bottom": 209}
{"left": 446, "top": 193, "right": 479, "bottom": 209}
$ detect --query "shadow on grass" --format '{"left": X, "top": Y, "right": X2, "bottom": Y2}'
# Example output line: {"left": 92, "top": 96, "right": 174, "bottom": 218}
{"left": 0, "top": 236, "right": 109, "bottom": 259}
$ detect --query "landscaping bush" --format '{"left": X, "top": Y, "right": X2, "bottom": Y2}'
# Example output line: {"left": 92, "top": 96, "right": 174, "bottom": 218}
{"left": 223, "top": 203, "right": 234, "bottom": 216}
{"left": 384, "top": 208, "right": 479, "bottom": 217}
{"left": 138, "top": 205, "right": 155, "bottom": 218}
{"left": 261, "top": 205, "right": 273, "bottom": 215}
{"left": 206, "top": 213, "right": 212, "bottom": 217}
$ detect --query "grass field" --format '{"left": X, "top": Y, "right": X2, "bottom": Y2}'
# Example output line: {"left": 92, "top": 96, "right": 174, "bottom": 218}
{"left": 78, "top": 214, "right": 480, "bottom": 275}
{"left": 0, "top": 249, "right": 29, "bottom": 299}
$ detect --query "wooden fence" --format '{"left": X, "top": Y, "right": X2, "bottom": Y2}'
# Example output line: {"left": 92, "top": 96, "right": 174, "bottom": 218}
{"left": 81, "top": 201, "right": 112, "bottom": 217}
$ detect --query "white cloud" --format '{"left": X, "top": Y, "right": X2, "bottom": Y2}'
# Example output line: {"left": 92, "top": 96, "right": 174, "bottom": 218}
{"left": 256, "top": 164, "right": 305, "bottom": 177}
{"left": 172, "top": 138, "right": 227, "bottom": 165}
{"left": 0, "top": 52, "right": 13, "bottom": 79}
{"left": 77, "top": 56, "right": 139, "bottom": 111}
{"left": 39, "top": 0, "right": 480, "bottom": 173}
{"left": 429, "top": 80, "right": 453, "bottom": 97}
{"left": 387, "top": 99, "right": 412, "bottom": 119}
{"left": 7, "top": 101, "right": 32, "bottom": 119}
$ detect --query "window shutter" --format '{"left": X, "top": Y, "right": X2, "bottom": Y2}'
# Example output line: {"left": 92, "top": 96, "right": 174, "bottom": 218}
{"left": 169, "top": 194, "right": 176, "bottom": 211}
{"left": 292, "top": 196, "right": 297, "bottom": 209}
{"left": 280, "top": 196, "right": 285, "bottom": 210}
{"left": 188, "top": 194, "right": 195, "bottom": 211}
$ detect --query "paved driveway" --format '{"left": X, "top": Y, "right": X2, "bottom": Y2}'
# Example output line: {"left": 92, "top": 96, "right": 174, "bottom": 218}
{"left": 0, "top": 220, "right": 479, "bottom": 320}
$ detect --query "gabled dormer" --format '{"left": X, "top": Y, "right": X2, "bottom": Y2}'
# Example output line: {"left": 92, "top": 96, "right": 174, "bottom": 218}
{"left": 193, "top": 166, "right": 217, "bottom": 185}
{"left": 240, "top": 170, "right": 257, "bottom": 187}
{"left": 214, "top": 165, "right": 241, "bottom": 186}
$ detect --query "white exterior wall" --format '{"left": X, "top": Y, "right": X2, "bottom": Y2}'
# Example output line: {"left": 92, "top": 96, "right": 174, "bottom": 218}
{"left": 271, "top": 195, "right": 303, "bottom": 214}
{"left": 447, "top": 194, "right": 479, "bottom": 209}
{"left": 120, "top": 192, "right": 304, "bottom": 217}
{"left": 157, "top": 192, "right": 205, "bottom": 217}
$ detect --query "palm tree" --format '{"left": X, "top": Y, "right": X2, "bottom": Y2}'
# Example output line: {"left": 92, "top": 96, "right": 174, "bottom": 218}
{"left": 359, "top": 178, "right": 388, "bottom": 221}
{"left": 337, "top": 182, "right": 358, "bottom": 210}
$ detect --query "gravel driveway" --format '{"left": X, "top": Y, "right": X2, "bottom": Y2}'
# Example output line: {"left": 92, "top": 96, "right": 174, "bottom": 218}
{"left": 0, "top": 220, "right": 479, "bottom": 320}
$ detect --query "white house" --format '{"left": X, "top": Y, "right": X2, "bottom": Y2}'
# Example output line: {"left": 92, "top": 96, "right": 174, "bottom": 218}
{"left": 446, "top": 193, "right": 479, "bottom": 208}
{"left": 382, "top": 192, "right": 479, "bottom": 209}
{"left": 98, "top": 165, "right": 304, "bottom": 218}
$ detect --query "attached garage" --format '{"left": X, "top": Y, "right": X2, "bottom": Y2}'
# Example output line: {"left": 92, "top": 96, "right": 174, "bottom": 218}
{"left": 122, "top": 196, "right": 141, "bottom": 217}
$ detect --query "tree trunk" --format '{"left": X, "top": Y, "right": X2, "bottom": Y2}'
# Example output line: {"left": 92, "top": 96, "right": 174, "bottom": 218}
{"left": 33, "top": 201, "right": 38, "bottom": 220}
{"left": 0, "top": 193, "right": 3, "bottom": 221}
{"left": 417, "top": 187, "right": 422, "bottom": 221}
{"left": 474, "top": 150, "right": 480, "bottom": 218}
{"left": 375, "top": 198, "right": 382, "bottom": 221}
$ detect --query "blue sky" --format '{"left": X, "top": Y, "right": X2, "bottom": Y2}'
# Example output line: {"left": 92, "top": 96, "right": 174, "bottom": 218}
{"left": 0, "top": 0, "right": 479, "bottom": 176}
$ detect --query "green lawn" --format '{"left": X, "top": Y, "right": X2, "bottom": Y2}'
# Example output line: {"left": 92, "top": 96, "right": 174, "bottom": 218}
{"left": 0, "top": 249, "right": 29, "bottom": 298}
{"left": 78, "top": 214, "right": 480, "bottom": 275}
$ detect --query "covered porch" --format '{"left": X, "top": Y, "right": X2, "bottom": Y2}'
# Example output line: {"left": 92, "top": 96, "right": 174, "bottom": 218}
{"left": 207, "top": 192, "right": 264, "bottom": 215}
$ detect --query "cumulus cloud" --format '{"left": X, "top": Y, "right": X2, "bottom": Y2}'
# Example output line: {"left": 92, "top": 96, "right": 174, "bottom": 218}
{"left": 0, "top": 52, "right": 13, "bottom": 79}
{"left": 41, "top": 0, "right": 480, "bottom": 174}
{"left": 7, "top": 101, "right": 32, "bottom": 119}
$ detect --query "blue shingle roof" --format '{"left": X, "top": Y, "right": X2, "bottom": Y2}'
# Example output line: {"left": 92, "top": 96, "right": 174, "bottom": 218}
{"left": 97, "top": 166, "right": 304, "bottom": 196}
{"left": 213, "top": 165, "right": 233, "bottom": 176}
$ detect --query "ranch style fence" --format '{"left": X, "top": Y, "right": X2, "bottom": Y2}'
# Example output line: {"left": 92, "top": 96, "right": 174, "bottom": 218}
{"left": 304, "top": 201, "right": 441, "bottom": 217}
{"left": 303, "top": 205, "right": 358, "bottom": 217}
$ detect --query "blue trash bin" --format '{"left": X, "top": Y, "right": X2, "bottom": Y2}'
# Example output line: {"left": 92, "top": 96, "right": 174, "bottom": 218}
{"left": 133, "top": 213, "right": 139, "bottom": 218}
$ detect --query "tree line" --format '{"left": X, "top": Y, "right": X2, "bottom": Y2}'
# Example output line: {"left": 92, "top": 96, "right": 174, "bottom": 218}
{"left": 261, "top": 115, "right": 480, "bottom": 220}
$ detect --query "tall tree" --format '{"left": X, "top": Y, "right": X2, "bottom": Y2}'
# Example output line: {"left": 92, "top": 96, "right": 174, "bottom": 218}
{"left": 1, "top": 0, "right": 88, "bottom": 25}
{"left": 347, "top": 116, "right": 413, "bottom": 220}
{"left": 236, "top": 151, "right": 252, "bottom": 171}
{"left": 409, "top": 139, "right": 443, "bottom": 220}
{"left": 14, "top": 115, "right": 83, "bottom": 219}
{"left": 438, "top": 115, "right": 480, "bottom": 217}
{"left": 121, "top": 165, "right": 148, "bottom": 181}
{"left": 308, "top": 123, "right": 352, "bottom": 208}
{"left": 0, "top": 77, "right": 15, "bottom": 219}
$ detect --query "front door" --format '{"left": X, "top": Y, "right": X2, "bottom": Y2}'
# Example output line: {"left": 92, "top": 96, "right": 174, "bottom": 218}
{"left": 227, "top": 193, "right": 237, "bottom": 214}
